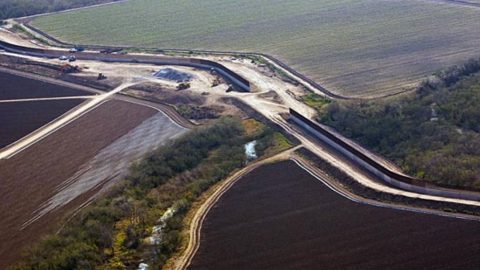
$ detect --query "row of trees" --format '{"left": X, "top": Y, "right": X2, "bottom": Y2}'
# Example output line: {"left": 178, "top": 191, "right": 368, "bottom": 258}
{"left": 0, "top": 0, "right": 120, "bottom": 20}
{"left": 12, "top": 117, "right": 284, "bottom": 269}
{"left": 417, "top": 58, "right": 480, "bottom": 95}
{"left": 319, "top": 58, "right": 480, "bottom": 189}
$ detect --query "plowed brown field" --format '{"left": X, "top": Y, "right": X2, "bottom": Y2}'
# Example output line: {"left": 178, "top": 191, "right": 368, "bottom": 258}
{"left": 0, "top": 99, "right": 84, "bottom": 148}
{"left": 190, "top": 161, "right": 480, "bottom": 270}
{"left": 0, "top": 100, "right": 156, "bottom": 269}
{"left": 0, "top": 71, "right": 93, "bottom": 100}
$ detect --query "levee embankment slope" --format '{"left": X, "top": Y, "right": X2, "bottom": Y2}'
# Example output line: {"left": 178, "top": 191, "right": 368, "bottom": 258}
{"left": 289, "top": 109, "right": 480, "bottom": 201}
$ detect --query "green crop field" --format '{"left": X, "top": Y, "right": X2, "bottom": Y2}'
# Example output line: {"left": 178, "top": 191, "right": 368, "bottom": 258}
{"left": 31, "top": 0, "right": 480, "bottom": 97}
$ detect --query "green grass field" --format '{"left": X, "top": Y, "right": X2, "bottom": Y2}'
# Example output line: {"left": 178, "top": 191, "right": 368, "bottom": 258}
{"left": 31, "top": 0, "right": 480, "bottom": 97}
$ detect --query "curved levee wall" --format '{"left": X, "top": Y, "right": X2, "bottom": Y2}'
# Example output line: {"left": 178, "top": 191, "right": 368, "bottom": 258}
{"left": 290, "top": 108, "right": 480, "bottom": 201}
{"left": 21, "top": 21, "right": 342, "bottom": 98}
{"left": 0, "top": 39, "right": 250, "bottom": 92}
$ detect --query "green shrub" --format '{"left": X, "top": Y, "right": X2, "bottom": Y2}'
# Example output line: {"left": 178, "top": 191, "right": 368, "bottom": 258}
{"left": 319, "top": 65, "right": 480, "bottom": 189}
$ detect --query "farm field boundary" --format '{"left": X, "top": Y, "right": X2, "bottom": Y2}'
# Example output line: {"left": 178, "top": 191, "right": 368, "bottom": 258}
{"left": 0, "top": 98, "right": 85, "bottom": 149}
{"left": 0, "top": 66, "right": 103, "bottom": 95}
{"left": 187, "top": 160, "right": 480, "bottom": 270}
{"left": 291, "top": 152, "right": 480, "bottom": 220}
{"left": 179, "top": 151, "right": 480, "bottom": 269}
{"left": 0, "top": 100, "right": 158, "bottom": 269}
{"left": 174, "top": 149, "right": 295, "bottom": 270}
{"left": 17, "top": 20, "right": 350, "bottom": 99}
{"left": 26, "top": 0, "right": 480, "bottom": 97}
{"left": 289, "top": 108, "right": 480, "bottom": 201}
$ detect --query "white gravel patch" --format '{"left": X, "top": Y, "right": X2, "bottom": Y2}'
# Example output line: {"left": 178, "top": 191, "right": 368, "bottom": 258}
{"left": 22, "top": 112, "right": 186, "bottom": 229}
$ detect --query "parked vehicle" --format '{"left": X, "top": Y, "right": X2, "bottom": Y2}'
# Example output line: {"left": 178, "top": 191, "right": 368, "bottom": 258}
{"left": 68, "top": 55, "right": 76, "bottom": 62}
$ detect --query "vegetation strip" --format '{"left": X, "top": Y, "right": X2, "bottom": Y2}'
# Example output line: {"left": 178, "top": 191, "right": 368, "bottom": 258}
{"left": 319, "top": 61, "right": 480, "bottom": 190}
{"left": 290, "top": 108, "right": 480, "bottom": 200}
{"left": 12, "top": 117, "right": 292, "bottom": 269}
{"left": 0, "top": 100, "right": 157, "bottom": 269}
{"left": 175, "top": 149, "right": 294, "bottom": 270}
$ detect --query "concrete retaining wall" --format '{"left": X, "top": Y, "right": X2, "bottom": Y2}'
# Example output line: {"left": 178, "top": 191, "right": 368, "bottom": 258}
{"left": 290, "top": 108, "right": 480, "bottom": 201}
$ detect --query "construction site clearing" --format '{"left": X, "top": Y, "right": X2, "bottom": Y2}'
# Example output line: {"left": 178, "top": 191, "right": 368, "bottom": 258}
{"left": 0, "top": 25, "right": 313, "bottom": 268}
{"left": 1, "top": 20, "right": 480, "bottom": 269}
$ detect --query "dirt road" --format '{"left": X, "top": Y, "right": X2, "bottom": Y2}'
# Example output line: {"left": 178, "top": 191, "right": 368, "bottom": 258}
{"left": 0, "top": 96, "right": 92, "bottom": 103}
{"left": 0, "top": 81, "right": 137, "bottom": 159}
{"left": 291, "top": 156, "right": 480, "bottom": 221}
{"left": 1, "top": 16, "right": 479, "bottom": 269}
{"left": 187, "top": 160, "right": 480, "bottom": 270}
{"left": 2, "top": 32, "right": 478, "bottom": 206}
{"left": 175, "top": 150, "right": 480, "bottom": 270}
{"left": 271, "top": 115, "right": 480, "bottom": 207}
{"left": 172, "top": 148, "right": 297, "bottom": 270}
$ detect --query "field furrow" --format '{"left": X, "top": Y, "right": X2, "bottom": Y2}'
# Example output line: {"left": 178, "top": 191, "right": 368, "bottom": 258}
{"left": 31, "top": 0, "right": 480, "bottom": 97}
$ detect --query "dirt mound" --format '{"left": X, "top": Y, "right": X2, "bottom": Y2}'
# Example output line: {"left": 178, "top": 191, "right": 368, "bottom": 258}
{"left": 153, "top": 68, "right": 193, "bottom": 82}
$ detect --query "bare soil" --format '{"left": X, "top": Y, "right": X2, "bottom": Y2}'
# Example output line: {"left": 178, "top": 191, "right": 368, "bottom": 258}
{"left": 0, "top": 70, "right": 93, "bottom": 100}
{"left": 189, "top": 161, "right": 480, "bottom": 270}
{"left": 0, "top": 100, "right": 156, "bottom": 269}
{"left": 127, "top": 82, "right": 205, "bottom": 106}
{"left": 0, "top": 99, "right": 84, "bottom": 148}
{"left": 124, "top": 82, "right": 240, "bottom": 122}
{"left": 0, "top": 54, "right": 71, "bottom": 79}
{"left": 27, "top": 111, "right": 186, "bottom": 227}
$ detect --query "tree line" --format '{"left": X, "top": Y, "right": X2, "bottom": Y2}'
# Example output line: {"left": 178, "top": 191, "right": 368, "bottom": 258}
{"left": 319, "top": 58, "right": 480, "bottom": 190}
{"left": 12, "top": 117, "right": 288, "bottom": 269}
{"left": 0, "top": 0, "right": 120, "bottom": 20}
